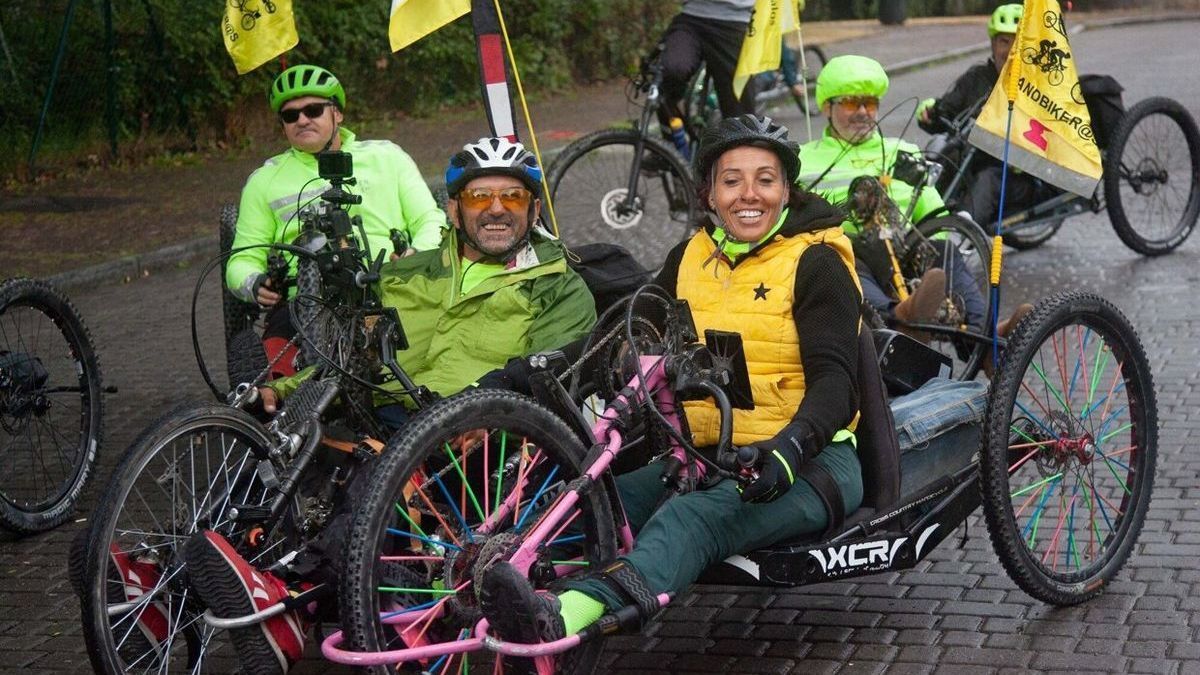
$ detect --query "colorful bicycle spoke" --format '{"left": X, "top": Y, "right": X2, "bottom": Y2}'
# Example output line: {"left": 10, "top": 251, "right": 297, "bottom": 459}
{"left": 375, "top": 426, "right": 590, "bottom": 669}
{"left": 1006, "top": 322, "right": 1140, "bottom": 576}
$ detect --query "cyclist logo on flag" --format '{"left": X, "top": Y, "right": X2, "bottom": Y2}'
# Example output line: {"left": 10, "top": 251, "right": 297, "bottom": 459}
{"left": 1021, "top": 38, "right": 1071, "bottom": 87}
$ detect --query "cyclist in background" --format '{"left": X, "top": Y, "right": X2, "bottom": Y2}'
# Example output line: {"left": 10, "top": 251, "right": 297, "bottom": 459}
{"left": 184, "top": 138, "right": 596, "bottom": 675}
{"left": 658, "top": 1, "right": 759, "bottom": 123}
{"left": 226, "top": 64, "right": 446, "bottom": 377}
{"left": 916, "top": 4, "right": 1041, "bottom": 230}
{"left": 799, "top": 55, "right": 1031, "bottom": 343}
{"left": 477, "top": 116, "right": 865, "bottom": 673}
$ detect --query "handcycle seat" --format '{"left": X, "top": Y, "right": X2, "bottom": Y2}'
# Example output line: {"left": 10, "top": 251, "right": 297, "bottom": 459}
{"left": 731, "top": 328, "right": 902, "bottom": 552}
{"left": 769, "top": 328, "right": 901, "bottom": 548}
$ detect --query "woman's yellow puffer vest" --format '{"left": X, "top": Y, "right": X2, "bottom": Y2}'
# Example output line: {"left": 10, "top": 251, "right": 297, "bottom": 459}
{"left": 677, "top": 225, "right": 859, "bottom": 447}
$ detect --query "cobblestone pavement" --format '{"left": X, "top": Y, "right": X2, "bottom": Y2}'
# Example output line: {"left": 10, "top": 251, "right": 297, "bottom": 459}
{"left": 3, "top": 16, "right": 1200, "bottom": 675}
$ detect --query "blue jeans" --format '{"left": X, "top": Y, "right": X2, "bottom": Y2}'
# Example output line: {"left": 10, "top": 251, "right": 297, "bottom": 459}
{"left": 891, "top": 377, "right": 988, "bottom": 498}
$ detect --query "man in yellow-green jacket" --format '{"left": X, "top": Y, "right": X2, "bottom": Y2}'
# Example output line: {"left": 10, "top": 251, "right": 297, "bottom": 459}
{"left": 227, "top": 64, "right": 446, "bottom": 376}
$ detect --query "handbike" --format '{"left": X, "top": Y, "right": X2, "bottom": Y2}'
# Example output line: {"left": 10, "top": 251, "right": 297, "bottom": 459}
{"left": 926, "top": 89, "right": 1200, "bottom": 255}
{"left": 327, "top": 283, "right": 1156, "bottom": 674}
{"left": 0, "top": 277, "right": 106, "bottom": 533}
{"left": 78, "top": 150, "right": 435, "bottom": 674}
{"left": 840, "top": 151, "right": 995, "bottom": 382}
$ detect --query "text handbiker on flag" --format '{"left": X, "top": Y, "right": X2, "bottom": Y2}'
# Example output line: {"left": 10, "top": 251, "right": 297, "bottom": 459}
{"left": 969, "top": 0, "right": 1103, "bottom": 197}
{"left": 221, "top": 0, "right": 299, "bottom": 75}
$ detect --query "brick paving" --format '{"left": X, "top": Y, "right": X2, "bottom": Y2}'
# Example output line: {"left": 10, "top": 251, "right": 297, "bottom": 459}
{"left": 3, "top": 15, "right": 1200, "bottom": 675}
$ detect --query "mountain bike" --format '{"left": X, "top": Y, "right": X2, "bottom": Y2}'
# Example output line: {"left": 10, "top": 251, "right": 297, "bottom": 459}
{"left": 927, "top": 88, "right": 1200, "bottom": 255}
{"left": 687, "top": 43, "right": 827, "bottom": 124}
{"left": 325, "top": 283, "right": 1156, "bottom": 674}
{"left": 78, "top": 150, "right": 436, "bottom": 674}
{"left": 0, "top": 277, "right": 105, "bottom": 533}
{"left": 547, "top": 45, "right": 700, "bottom": 271}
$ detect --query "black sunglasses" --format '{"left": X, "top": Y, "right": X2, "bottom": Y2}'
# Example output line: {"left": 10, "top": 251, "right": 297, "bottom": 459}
{"left": 279, "top": 102, "right": 334, "bottom": 124}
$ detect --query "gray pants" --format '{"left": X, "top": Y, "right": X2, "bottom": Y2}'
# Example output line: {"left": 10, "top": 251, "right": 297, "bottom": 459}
{"left": 968, "top": 165, "right": 1038, "bottom": 232}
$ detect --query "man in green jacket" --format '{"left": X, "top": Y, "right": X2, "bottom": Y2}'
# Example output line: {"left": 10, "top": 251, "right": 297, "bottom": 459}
{"left": 227, "top": 64, "right": 446, "bottom": 376}
{"left": 797, "top": 55, "right": 1028, "bottom": 342}
{"left": 259, "top": 136, "right": 597, "bottom": 417}
{"left": 183, "top": 138, "right": 596, "bottom": 675}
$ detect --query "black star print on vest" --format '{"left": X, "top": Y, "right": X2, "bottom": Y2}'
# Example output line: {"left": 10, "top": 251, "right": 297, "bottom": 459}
{"left": 753, "top": 282, "right": 770, "bottom": 301}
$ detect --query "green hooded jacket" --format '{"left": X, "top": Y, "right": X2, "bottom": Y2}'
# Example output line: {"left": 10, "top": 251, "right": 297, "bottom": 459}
{"left": 267, "top": 227, "right": 597, "bottom": 406}
{"left": 226, "top": 127, "right": 447, "bottom": 302}
{"left": 797, "top": 128, "right": 946, "bottom": 236}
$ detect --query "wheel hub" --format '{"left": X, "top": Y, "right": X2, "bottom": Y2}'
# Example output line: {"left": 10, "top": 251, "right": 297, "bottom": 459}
{"left": 1130, "top": 157, "right": 1168, "bottom": 195}
{"left": 600, "top": 188, "right": 644, "bottom": 230}
{"left": 1039, "top": 410, "right": 1096, "bottom": 468}
{"left": 441, "top": 531, "right": 521, "bottom": 625}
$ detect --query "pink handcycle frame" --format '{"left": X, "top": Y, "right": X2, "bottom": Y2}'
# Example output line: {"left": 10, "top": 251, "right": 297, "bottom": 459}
{"left": 321, "top": 355, "right": 690, "bottom": 669}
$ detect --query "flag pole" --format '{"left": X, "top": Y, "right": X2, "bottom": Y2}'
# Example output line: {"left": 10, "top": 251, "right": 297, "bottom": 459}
{"left": 990, "top": 2, "right": 1027, "bottom": 369}
{"left": 490, "top": 0, "right": 559, "bottom": 238}
{"left": 794, "top": 23, "right": 814, "bottom": 143}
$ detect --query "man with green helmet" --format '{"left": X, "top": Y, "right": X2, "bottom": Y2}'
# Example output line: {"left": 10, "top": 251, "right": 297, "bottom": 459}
{"left": 915, "top": 4, "right": 1040, "bottom": 230}
{"left": 227, "top": 64, "right": 446, "bottom": 376}
{"left": 797, "top": 54, "right": 1030, "bottom": 345}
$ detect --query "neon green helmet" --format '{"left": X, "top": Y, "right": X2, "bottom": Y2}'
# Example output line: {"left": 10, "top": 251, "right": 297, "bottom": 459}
{"left": 988, "top": 4, "right": 1023, "bottom": 38}
{"left": 269, "top": 65, "right": 346, "bottom": 113}
{"left": 815, "top": 55, "right": 889, "bottom": 109}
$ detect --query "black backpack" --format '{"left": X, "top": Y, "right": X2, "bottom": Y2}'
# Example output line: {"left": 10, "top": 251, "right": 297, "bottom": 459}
{"left": 566, "top": 243, "right": 652, "bottom": 316}
{"left": 1079, "top": 74, "right": 1125, "bottom": 150}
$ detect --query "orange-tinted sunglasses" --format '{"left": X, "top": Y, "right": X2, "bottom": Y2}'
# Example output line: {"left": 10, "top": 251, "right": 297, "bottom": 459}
{"left": 458, "top": 187, "right": 533, "bottom": 210}
{"left": 830, "top": 95, "right": 880, "bottom": 114}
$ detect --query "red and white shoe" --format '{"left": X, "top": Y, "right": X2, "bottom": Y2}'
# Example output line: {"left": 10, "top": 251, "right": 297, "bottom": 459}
{"left": 107, "top": 544, "right": 170, "bottom": 660}
{"left": 183, "top": 530, "right": 306, "bottom": 674}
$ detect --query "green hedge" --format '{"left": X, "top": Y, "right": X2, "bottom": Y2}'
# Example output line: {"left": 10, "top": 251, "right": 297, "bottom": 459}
{"left": 1, "top": 0, "right": 674, "bottom": 176}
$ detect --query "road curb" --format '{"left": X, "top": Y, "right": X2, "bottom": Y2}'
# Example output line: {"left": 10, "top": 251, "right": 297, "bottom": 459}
{"left": 47, "top": 235, "right": 218, "bottom": 291}
{"left": 42, "top": 12, "right": 1199, "bottom": 292}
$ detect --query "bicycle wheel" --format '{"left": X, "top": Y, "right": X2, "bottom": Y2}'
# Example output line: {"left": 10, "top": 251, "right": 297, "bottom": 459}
{"left": 219, "top": 204, "right": 259, "bottom": 343}
{"left": 1104, "top": 97, "right": 1200, "bottom": 256}
{"left": 683, "top": 66, "right": 721, "bottom": 138}
{"left": 785, "top": 44, "right": 825, "bottom": 117}
{"left": 548, "top": 129, "right": 698, "bottom": 271}
{"left": 0, "top": 278, "right": 102, "bottom": 533}
{"left": 1002, "top": 217, "right": 1064, "bottom": 251}
{"left": 339, "top": 389, "right": 617, "bottom": 675}
{"left": 82, "top": 403, "right": 297, "bottom": 674}
{"left": 902, "top": 216, "right": 993, "bottom": 380}
{"left": 979, "top": 291, "right": 1155, "bottom": 605}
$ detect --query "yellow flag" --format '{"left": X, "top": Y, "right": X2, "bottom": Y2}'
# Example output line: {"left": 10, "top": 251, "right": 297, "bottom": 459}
{"left": 733, "top": 0, "right": 803, "bottom": 99}
{"left": 389, "top": 0, "right": 471, "bottom": 52}
{"left": 968, "top": 0, "right": 1102, "bottom": 197}
{"left": 221, "top": 0, "right": 299, "bottom": 75}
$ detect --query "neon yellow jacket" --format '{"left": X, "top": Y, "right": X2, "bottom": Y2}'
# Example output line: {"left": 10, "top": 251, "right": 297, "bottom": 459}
{"left": 797, "top": 128, "right": 945, "bottom": 236}
{"left": 226, "top": 128, "right": 446, "bottom": 301}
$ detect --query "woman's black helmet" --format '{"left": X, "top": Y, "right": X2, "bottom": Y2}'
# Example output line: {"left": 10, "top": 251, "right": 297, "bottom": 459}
{"left": 693, "top": 114, "right": 801, "bottom": 186}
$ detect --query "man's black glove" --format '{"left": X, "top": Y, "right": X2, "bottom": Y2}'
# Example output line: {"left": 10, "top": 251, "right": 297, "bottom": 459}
{"left": 473, "top": 356, "right": 533, "bottom": 395}
{"left": 738, "top": 422, "right": 815, "bottom": 504}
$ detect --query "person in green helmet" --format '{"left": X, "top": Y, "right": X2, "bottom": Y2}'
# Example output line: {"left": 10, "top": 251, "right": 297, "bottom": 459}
{"left": 797, "top": 54, "right": 1031, "bottom": 347}
{"left": 915, "top": 4, "right": 1042, "bottom": 231}
{"left": 227, "top": 64, "right": 446, "bottom": 377}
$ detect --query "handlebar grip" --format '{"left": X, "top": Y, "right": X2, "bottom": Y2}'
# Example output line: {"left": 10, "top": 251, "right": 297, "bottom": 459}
{"left": 389, "top": 228, "right": 409, "bottom": 255}
{"left": 659, "top": 455, "right": 684, "bottom": 487}
{"left": 736, "top": 445, "right": 760, "bottom": 469}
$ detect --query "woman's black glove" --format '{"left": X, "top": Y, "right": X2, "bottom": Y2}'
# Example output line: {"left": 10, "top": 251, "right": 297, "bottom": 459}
{"left": 738, "top": 422, "right": 816, "bottom": 504}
